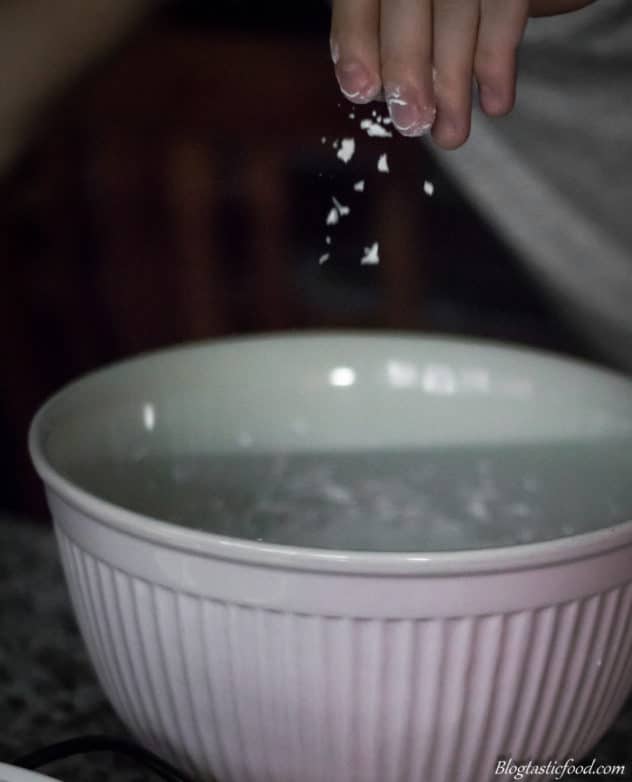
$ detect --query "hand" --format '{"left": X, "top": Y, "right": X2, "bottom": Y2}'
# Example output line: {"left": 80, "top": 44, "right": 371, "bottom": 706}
{"left": 330, "top": 0, "right": 595, "bottom": 149}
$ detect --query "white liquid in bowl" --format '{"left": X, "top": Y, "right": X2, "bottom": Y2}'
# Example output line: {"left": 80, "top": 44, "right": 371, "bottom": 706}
{"left": 66, "top": 439, "right": 632, "bottom": 552}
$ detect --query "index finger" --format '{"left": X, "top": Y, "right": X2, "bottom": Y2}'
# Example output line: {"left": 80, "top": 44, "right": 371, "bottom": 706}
{"left": 331, "top": 0, "right": 382, "bottom": 103}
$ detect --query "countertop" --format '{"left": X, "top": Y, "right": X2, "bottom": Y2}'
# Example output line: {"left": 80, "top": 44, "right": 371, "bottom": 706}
{"left": 1, "top": 516, "right": 631, "bottom": 781}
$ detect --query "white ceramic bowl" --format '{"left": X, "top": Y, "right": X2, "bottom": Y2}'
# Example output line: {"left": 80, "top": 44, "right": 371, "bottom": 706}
{"left": 0, "top": 766, "right": 62, "bottom": 782}
{"left": 29, "top": 334, "right": 632, "bottom": 782}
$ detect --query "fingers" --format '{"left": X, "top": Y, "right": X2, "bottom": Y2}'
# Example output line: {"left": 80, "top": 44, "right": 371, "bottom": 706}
{"left": 431, "top": 0, "right": 480, "bottom": 149}
{"left": 330, "top": 0, "right": 382, "bottom": 104}
{"left": 380, "top": 0, "right": 436, "bottom": 137}
{"left": 475, "top": 0, "right": 529, "bottom": 116}
{"left": 330, "top": 0, "right": 533, "bottom": 147}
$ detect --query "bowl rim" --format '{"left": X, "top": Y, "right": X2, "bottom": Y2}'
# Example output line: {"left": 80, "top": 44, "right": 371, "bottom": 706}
{"left": 28, "top": 330, "right": 632, "bottom": 576}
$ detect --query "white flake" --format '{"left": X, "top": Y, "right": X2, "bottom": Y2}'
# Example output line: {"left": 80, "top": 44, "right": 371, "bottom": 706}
{"left": 337, "top": 138, "right": 356, "bottom": 164}
{"left": 319, "top": 253, "right": 330, "bottom": 265}
{"left": 326, "top": 208, "right": 339, "bottom": 226}
{"left": 361, "top": 242, "right": 380, "bottom": 265}
{"left": 332, "top": 196, "right": 350, "bottom": 217}
{"left": 354, "top": 180, "right": 365, "bottom": 192}
{"left": 377, "top": 154, "right": 389, "bottom": 173}
{"left": 424, "top": 180, "right": 435, "bottom": 196}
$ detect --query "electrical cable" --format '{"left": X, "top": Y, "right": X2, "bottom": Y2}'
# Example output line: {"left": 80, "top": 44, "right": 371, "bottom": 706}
{"left": 12, "top": 735, "right": 198, "bottom": 782}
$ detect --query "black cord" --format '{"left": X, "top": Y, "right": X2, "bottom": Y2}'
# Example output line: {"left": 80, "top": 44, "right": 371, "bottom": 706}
{"left": 12, "top": 735, "right": 198, "bottom": 782}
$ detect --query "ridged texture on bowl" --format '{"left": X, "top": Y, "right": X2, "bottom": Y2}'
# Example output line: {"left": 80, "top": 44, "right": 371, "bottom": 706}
{"left": 56, "top": 527, "right": 632, "bottom": 782}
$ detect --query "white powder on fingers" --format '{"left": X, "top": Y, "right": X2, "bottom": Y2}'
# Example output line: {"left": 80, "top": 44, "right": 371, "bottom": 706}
{"left": 386, "top": 86, "right": 408, "bottom": 108}
{"left": 340, "top": 86, "right": 361, "bottom": 100}
{"left": 330, "top": 38, "right": 340, "bottom": 65}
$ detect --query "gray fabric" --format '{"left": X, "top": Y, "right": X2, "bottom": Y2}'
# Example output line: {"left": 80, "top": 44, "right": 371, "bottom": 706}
{"left": 431, "top": 0, "right": 632, "bottom": 368}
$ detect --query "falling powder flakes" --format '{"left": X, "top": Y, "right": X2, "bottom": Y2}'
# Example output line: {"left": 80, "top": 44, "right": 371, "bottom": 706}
{"left": 361, "top": 242, "right": 380, "bottom": 265}
{"left": 337, "top": 138, "right": 356, "bottom": 164}
{"left": 332, "top": 196, "right": 350, "bottom": 217}
{"left": 321, "top": 136, "right": 327, "bottom": 144}
{"left": 424, "top": 180, "right": 435, "bottom": 196}
{"left": 360, "top": 119, "right": 392, "bottom": 138}
{"left": 317, "top": 106, "right": 403, "bottom": 267}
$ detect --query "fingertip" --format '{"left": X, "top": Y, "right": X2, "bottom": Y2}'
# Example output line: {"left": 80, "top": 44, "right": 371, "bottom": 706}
{"left": 335, "top": 60, "right": 382, "bottom": 103}
{"left": 383, "top": 83, "right": 436, "bottom": 137}
{"left": 330, "top": 0, "right": 381, "bottom": 105}
{"left": 479, "top": 83, "right": 515, "bottom": 116}
{"left": 431, "top": 116, "right": 471, "bottom": 150}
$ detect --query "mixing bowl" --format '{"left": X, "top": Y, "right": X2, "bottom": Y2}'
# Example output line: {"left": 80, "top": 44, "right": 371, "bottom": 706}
{"left": 29, "top": 333, "right": 632, "bottom": 782}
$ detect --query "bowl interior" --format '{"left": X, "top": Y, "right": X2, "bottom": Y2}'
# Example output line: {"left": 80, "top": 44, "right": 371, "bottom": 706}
{"left": 33, "top": 334, "right": 632, "bottom": 552}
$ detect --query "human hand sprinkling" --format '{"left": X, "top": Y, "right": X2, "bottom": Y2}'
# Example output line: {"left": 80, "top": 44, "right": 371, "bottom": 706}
{"left": 330, "top": 0, "right": 595, "bottom": 148}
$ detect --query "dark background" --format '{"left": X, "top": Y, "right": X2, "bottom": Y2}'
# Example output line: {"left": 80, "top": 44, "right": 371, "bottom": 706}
{"left": 0, "top": 0, "right": 604, "bottom": 521}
